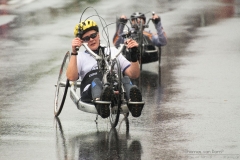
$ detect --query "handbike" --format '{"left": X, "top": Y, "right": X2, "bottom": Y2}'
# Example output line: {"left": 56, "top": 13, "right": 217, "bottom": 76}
{"left": 54, "top": 43, "right": 145, "bottom": 128}
{"left": 115, "top": 12, "right": 160, "bottom": 70}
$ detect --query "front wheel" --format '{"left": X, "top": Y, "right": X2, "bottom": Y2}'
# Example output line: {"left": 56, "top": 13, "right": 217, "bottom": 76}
{"left": 54, "top": 52, "right": 70, "bottom": 117}
{"left": 109, "top": 59, "right": 122, "bottom": 128}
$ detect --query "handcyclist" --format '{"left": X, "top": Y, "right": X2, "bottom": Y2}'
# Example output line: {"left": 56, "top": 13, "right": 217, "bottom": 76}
{"left": 113, "top": 12, "right": 167, "bottom": 62}
{"left": 66, "top": 19, "right": 144, "bottom": 119}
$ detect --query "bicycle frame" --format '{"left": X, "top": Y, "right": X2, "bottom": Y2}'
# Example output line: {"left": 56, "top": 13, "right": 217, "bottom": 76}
{"left": 69, "top": 81, "right": 129, "bottom": 114}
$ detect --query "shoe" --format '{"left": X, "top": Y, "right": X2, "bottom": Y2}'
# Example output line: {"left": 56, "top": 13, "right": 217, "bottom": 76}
{"left": 95, "top": 86, "right": 113, "bottom": 118}
{"left": 128, "top": 86, "right": 144, "bottom": 117}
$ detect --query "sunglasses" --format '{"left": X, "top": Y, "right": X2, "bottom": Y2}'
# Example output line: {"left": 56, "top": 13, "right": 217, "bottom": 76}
{"left": 82, "top": 32, "right": 98, "bottom": 42}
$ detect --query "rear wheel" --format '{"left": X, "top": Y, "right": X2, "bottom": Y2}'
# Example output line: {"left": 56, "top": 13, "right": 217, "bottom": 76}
{"left": 54, "top": 52, "right": 70, "bottom": 116}
{"left": 109, "top": 59, "right": 122, "bottom": 128}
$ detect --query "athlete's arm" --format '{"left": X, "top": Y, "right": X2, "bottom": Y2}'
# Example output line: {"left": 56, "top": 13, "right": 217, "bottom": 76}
{"left": 66, "top": 37, "right": 81, "bottom": 81}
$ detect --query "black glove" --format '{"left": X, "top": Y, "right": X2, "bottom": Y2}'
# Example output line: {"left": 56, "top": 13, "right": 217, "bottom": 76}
{"left": 119, "top": 18, "right": 128, "bottom": 25}
{"left": 129, "top": 47, "right": 139, "bottom": 62}
{"left": 152, "top": 17, "right": 160, "bottom": 24}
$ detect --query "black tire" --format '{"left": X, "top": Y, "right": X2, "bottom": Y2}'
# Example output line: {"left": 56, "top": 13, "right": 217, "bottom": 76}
{"left": 109, "top": 59, "right": 122, "bottom": 128}
{"left": 54, "top": 52, "right": 70, "bottom": 116}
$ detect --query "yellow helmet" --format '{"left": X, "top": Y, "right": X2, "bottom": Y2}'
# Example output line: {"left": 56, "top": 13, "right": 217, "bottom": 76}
{"left": 74, "top": 19, "right": 99, "bottom": 38}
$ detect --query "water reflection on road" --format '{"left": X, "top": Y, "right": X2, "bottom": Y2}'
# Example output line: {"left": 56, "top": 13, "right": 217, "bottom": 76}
{"left": 55, "top": 117, "right": 143, "bottom": 160}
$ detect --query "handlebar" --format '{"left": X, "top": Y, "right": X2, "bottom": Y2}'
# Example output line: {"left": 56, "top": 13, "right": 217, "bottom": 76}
{"left": 121, "top": 11, "right": 156, "bottom": 29}
{"left": 112, "top": 44, "right": 125, "bottom": 59}
{"left": 81, "top": 43, "right": 125, "bottom": 61}
{"left": 82, "top": 43, "right": 102, "bottom": 60}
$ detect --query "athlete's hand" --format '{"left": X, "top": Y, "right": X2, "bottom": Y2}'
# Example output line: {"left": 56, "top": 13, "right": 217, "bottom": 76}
{"left": 125, "top": 39, "right": 138, "bottom": 49}
{"left": 72, "top": 37, "right": 82, "bottom": 53}
{"left": 125, "top": 39, "right": 139, "bottom": 62}
{"left": 119, "top": 15, "right": 128, "bottom": 24}
{"left": 152, "top": 14, "right": 160, "bottom": 24}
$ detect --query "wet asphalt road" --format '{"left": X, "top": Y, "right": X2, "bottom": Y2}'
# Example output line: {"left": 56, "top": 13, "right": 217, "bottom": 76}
{"left": 0, "top": 0, "right": 240, "bottom": 160}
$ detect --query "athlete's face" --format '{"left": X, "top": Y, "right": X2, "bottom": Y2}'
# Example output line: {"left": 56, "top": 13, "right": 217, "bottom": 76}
{"left": 131, "top": 18, "right": 145, "bottom": 25}
{"left": 82, "top": 30, "right": 100, "bottom": 51}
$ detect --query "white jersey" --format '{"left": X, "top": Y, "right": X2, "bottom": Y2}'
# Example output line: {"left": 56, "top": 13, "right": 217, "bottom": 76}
{"left": 76, "top": 47, "right": 131, "bottom": 91}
